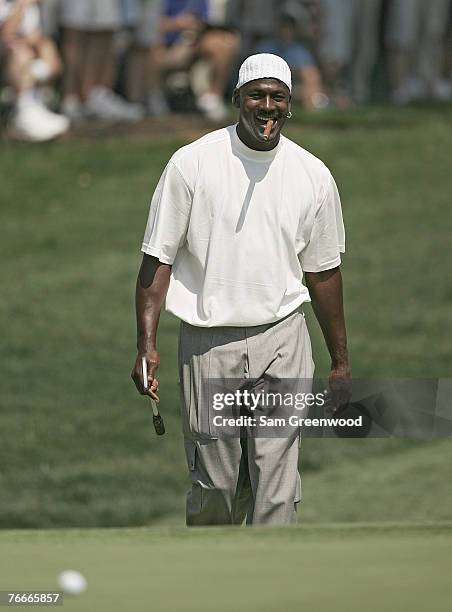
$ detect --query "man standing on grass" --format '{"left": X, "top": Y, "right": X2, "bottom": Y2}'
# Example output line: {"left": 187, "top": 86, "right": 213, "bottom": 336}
{"left": 132, "top": 54, "right": 350, "bottom": 525}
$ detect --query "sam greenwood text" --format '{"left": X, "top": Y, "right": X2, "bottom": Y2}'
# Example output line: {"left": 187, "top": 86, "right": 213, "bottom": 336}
{"left": 213, "top": 415, "right": 363, "bottom": 428}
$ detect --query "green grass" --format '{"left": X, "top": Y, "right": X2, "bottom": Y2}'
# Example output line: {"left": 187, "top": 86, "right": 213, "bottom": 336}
{"left": 1, "top": 525, "right": 451, "bottom": 612}
{"left": 1, "top": 106, "right": 452, "bottom": 527}
{"left": 300, "top": 439, "right": 452, "bottom": 522}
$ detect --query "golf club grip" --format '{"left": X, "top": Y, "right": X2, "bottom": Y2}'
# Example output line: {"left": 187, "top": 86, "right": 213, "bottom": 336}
{"left": 153, "top": 413, "right": 165, "bottom": 435}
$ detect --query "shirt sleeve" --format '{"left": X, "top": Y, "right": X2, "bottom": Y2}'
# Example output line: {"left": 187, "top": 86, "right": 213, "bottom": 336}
{"left": 300, "top": 172, "right": 345, "bottom": 273}
{"left": 141, "top": 161, "right": 193, "bottom": 264}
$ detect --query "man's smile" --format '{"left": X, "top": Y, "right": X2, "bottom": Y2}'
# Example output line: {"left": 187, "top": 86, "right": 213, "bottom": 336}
{"left": 254, "top": 114, "right": 280, "bottom": 136}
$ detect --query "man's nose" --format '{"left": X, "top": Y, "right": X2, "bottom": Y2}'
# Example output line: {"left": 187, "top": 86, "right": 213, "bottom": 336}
{"left": 263, "top": 95, "right": 275, "bottom": 110}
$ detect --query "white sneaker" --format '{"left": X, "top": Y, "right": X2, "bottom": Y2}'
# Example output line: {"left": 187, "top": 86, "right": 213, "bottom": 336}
{"left": 391, "top": 78, "right": 426, "bottom": 105}
{"left": 85, "top": 87, "right": 145, "bottom": 122}
{"left": 311, "top": 92, "right": 331, "bottom": 110}
{"left": 197, "top": 92, "right": 228, "bottom": 122}
{"left": 406, "top": 77, "right": 426, "bottom": 101}
{"left": 147, "top": 91, "right": 170, "bottom": 116}
{"left": 431, "top": 78, "right": 452, "bottom": 102}
{"left": 390, "top": 86, "right": 414, "bottom": 106}
{"left": 61, "top": 95, "right": 85, "bottom": 122}
{"left": 11, "top": 102, "right": 69, "bottom": 142}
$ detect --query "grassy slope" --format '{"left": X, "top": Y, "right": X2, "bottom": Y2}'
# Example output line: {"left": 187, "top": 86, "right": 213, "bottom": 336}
{"left": 1, "top": 106, "right": 451, "bottom": 527}
{"left": 300, "top": 438, "right": 452, "bottom": 522}
{"left": 1, "top": 525, "right": 451, "bottom": 612}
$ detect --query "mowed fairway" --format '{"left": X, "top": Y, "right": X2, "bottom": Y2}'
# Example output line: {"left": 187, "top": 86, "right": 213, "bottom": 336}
{"left": 1, "top": 525, "right": 451, "bottom": 612}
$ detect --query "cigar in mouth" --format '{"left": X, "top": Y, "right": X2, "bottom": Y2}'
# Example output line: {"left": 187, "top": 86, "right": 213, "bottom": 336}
{"left": 263, "top": 119, "right": 274, "bottom": 140}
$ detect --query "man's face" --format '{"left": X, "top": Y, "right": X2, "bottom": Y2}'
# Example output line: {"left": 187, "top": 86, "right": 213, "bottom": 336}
{"left": 234, "top": 78, "right": 291, "bottom": 150}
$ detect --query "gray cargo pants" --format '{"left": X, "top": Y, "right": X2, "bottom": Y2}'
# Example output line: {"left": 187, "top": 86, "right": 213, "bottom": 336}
{"left": 178, "top": 309, "right": 315, "bottom": 526}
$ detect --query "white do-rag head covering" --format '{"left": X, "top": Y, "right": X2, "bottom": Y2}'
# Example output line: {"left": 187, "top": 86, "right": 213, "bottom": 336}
{"left": 235, "top": 53, "right": 292, "bottom": 94}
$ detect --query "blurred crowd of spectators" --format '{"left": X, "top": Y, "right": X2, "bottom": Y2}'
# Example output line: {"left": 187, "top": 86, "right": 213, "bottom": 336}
{"left": 1, "top": 0, "right": 452, "bottom": 141}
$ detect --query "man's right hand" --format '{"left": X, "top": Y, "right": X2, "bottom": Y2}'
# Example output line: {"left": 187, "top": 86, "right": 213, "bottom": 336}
{"left": 131, "top": 350, "right": 160, "bottom": 402}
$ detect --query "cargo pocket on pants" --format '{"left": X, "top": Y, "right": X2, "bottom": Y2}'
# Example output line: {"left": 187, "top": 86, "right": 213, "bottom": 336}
{"left": 179, "top": 323, "right": 216, "bottom": 439}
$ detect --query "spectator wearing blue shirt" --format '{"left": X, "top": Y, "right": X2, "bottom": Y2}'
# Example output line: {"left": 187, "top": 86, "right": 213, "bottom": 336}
{"left": 256, "top": 3, "right": 326, "bottom": 110}
{"left": 159, "top": 0, "right": 239, "bottom": 121}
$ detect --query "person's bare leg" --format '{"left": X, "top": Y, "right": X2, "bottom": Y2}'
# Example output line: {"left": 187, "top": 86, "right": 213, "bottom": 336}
{"left": 33, "top": 35, "right": 63, "bottom": 81}
{"left": 417, "top": 35, "right": 438, "bottom": 93}
{"left": 386, "top": 47, "right": 410, "bottom": 94}
{"left": 127, "top": 44, "right": 167, "bottom": 97}
{"left": 418, "top": 1, "right": 450, "bottom": 93}
{"left": 96, "top": 32, "right": 116, "bottom": 91}
{"left": 161, "top": 39, "right": 195, "bottom": 72}
{"left": 445, "top": 21, "right": 452, "bottom": 78}
{"left": 351, "top": 0, "right": 382, "bottom": 103}
{"left": 146, "top": 45, "right": 166, "bottom": 93}
{"left": 297, "top": 66, "right": 325, "bottom": 110}
{"left": 82, "top": 31, "right": 144, "bottom": 121}
{"left": 126, "top": 46, "right": 146, "bottom": 102}
{"left": 5, "top": 40, "right": 35, "bottom": 94}
{"left": 198, "top": 30, "right": 239, "bottom": 96}
{"left": 81, "top": 31, "right": 115, "bottom": 99}
{"left": 61, "top": 28, "right": 86, "bottom": 100}
{"left": 143, "top": 45, "right": 170, "bottom": 115}
{"left": 322, "top": 60, "right": 352, "bottom": 109}
{"left": 4, "top": 37, "right": 69, "bottom": 141}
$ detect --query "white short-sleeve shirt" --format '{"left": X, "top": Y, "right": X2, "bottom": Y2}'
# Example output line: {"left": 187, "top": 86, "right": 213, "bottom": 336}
{"left": 142, "top": 125, "right": 345, "bottom": 327}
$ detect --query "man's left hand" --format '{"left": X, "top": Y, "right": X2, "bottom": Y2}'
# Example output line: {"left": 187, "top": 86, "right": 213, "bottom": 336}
{"left": 328, "top": 363, "right": 352, "bottom": 413}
